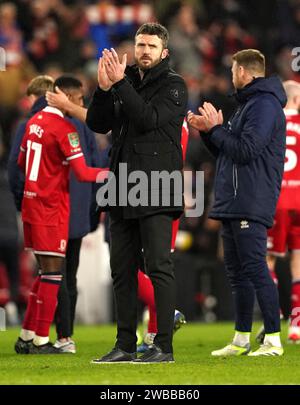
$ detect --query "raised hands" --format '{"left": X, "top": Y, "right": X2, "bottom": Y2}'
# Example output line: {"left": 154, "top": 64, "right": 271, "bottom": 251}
{"left": 103, "top": 48, "right": 127, "bottom": 84}
{"left": 187, "top": 110, "right": 208, "bottom": 132}
{"left": 98, "top": 57, "right": 114, "bottom": 91}
{"left": 187, "top": 102, "right": 223, "bottom": 132}
{"left": 98, "top": 48, "right": 127, "bottom": 90}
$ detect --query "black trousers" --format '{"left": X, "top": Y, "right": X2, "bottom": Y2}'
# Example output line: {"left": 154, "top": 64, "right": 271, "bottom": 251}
{"left": 55, "top": 238, "right": 82, "bottom": 338}
{"left": 110, "top": 211, "right": 176, "bottom": 353}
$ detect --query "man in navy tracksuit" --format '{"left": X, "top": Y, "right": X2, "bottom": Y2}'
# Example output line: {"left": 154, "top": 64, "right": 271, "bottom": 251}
{"left": 8, "top": 75, "right": 102, "bottom": 354}
{"left": 188, "top": 49, "right": 287, "bottom": 356}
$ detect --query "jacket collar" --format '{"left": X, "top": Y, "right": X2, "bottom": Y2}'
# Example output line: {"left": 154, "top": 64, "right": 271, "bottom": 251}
{"left": 235, "top": 77, "right": 265, "bottom": 103}
{"left": 29, "top": 96, "right": 48, "bottom": 117}
{"left": 42, "top": 106, "right": 64, "bottom": 117}
{"left": 234, "top": 76, "right": 287, "bottom": 107}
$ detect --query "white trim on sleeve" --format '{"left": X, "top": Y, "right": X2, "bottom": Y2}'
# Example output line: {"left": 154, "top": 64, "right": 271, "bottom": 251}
{"left": 66, "top": 152, "right": 83, "bottom": 161}
{"left": 267, "top": 250, "right": 286, "bottom": 258}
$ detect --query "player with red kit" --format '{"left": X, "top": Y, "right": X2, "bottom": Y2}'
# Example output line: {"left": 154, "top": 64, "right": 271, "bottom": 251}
{"left": 15, "top": 106, "right": 107, "bottom": 354}
{"left": 265, "top": 81, "right": 300, "bottom": 343}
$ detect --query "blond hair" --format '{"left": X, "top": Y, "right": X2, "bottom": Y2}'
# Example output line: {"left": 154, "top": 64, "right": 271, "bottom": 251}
{"left": 232, "top": 49, "right": 265, "bottom": 76}
{"left": 26, "top": 75, "right": 54, "bottom": 97}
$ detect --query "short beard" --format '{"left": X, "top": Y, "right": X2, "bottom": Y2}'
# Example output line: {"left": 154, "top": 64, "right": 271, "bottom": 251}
{"left": 136, "top": 54, "right": 163, "bottom": 71}
{"left": 138, "top": 64, "right": 152, "bottom": 72}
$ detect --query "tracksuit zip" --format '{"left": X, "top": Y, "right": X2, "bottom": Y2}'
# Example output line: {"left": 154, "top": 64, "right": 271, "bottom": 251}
{"left": 233, "top": 163, "right": 238, "bottom": 198}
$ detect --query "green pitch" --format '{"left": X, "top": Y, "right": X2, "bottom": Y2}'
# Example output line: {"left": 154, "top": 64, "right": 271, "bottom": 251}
{"left": 1, "top": 322, "right": 300, "bottom": 385}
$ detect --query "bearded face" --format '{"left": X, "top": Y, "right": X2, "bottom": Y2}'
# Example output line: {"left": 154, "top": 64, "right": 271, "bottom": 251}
{"left": 134, "top": 34, "right": 168, "bottom": 71}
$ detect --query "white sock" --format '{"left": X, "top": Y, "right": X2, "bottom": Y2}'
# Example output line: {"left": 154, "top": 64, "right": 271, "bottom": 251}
{"left": 233, "top": 331, "right": 250, "bottom": 347}
{"left": 20, "top": 329, "right": 35, "bottom": 341}
{"left": 33, "top": 335, "right": 49, "bottom": 346}
{"left": 288, "top": 325, "right": 300, "bottom": 335}
{"left": 264, "top": 333, "right": 282, "bottom": 347}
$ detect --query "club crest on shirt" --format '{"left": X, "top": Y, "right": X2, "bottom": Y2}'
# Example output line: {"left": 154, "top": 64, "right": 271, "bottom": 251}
{"left": 68, "top": 132, "right": 79, "bottom": 147}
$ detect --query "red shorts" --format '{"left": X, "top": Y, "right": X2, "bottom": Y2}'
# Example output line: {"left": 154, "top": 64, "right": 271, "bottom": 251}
{"left": 267, "top": 210, "right": 300, "bottom": 256}
{"left": 23, "top": 222, "right": 68, "bottom": 257}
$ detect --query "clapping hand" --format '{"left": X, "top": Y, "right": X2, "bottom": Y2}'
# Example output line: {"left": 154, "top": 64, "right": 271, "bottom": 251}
{"left": 187, "top": 102, "right": 223, "bottom": 133}
{"left": 98, "top": 57, "right": 114, "bottom": 91}
{"left": 199, "top": 102, "right": 223, "bottom": 132}
{"left": 187, "top": 110, "right": 208, "bottom": 132}
{"left": 102, "top": 48, "right": 127, "bottom": 85}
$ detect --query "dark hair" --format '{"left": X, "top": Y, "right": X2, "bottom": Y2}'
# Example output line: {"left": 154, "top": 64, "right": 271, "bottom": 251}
{"left": 232, "top": 49, "right": 265, "bottom": 75}
{"left": 54, "top": 75, "right": 82, "bottom": 91}
{"left": 135, "top": 23, "right": 169, "bottom": 49}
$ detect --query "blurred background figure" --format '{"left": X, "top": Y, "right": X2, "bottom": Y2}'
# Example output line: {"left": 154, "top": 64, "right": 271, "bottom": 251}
{"left": 0, "top": 124, "right": 20, "bottom": 325}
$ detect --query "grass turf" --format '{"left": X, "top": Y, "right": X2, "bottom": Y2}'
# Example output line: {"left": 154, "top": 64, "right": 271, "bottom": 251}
{"left": 0, "top": 322, "right": 300, "bottom": 385}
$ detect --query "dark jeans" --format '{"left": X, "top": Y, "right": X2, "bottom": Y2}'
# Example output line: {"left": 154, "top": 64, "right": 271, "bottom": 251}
{"left": 222, "top": 219, "right": 281, "bottom": 333}
{"left": 55, "top": 238, "right": 82, "bottom": 338}
{"left": 110, "top": 211, "right": 175, "bottom": 353}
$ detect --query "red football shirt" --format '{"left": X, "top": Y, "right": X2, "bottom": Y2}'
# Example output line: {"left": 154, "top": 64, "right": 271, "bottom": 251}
{"left": 277, "top": 110, "right": 300, "bottom": 210}
{"left": 19, "top": 107, "right": 84, "bottom": 226}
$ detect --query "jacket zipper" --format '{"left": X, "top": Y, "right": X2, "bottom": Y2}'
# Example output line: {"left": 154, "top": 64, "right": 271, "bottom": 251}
{"left": 232, "top": 163, "right": 238, "bottom": 198}
{"left": 119, "top": 125, "right": 124, "bottom": 141}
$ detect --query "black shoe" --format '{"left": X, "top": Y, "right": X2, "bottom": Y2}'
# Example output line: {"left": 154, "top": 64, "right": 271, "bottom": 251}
{"left": 28, "top": 341, "right": 63, "bottom": 354}
{"left": 134, "top": 344, "right": 174, "bottom": 363}
{"left": 91, "top": 348, "right": 137, "bottom": 364}
{"left": 14, "top": 337, "right": 33, "bottom": 354}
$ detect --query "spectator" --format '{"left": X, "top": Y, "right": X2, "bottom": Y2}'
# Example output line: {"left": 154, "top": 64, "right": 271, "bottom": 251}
{"left": 0, "top": 127, "right": 20, "bottom": 325}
